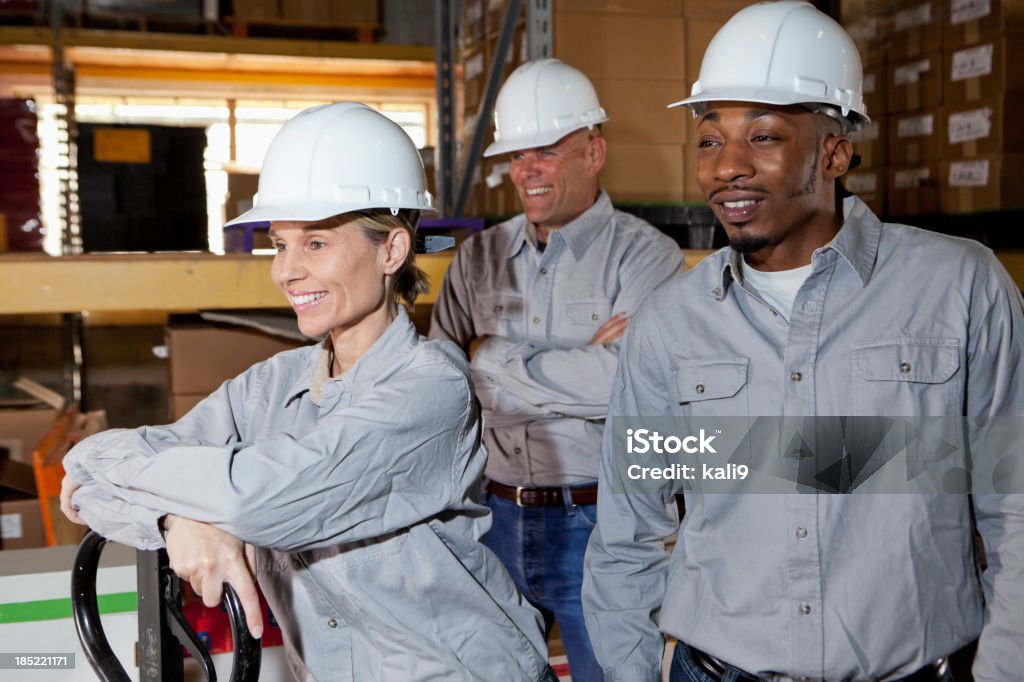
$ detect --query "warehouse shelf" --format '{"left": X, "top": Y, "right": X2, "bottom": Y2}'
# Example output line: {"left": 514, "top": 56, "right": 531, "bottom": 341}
{"left": 0, "top": 252, "right": 451, "bottom": 315}
{"left": 2, "top": 249, "right": 1021, "bottom": 316}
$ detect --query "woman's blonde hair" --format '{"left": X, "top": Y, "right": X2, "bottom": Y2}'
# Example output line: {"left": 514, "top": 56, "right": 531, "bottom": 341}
{"left": 315, "top": 209, "right": 430, "bottom": 306}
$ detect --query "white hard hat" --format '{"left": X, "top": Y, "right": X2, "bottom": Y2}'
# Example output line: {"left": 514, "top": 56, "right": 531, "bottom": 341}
{"left": 484, "top": 58, "right": 608, "bottom": 157}
{"left": 227, "top": 102, "right": 435, "bottom": 227}
{"left": 671, "top": 1, "right": 869, "bottom": 130}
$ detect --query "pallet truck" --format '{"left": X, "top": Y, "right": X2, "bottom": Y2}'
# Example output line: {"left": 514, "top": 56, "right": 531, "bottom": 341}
{"left": 72, "top": 530, "right": 262, "bottom": 681}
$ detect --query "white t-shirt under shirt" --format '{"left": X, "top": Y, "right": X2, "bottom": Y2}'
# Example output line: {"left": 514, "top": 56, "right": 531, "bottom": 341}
{"left": 740, "top": 261, "right": 813, "bottom": 321}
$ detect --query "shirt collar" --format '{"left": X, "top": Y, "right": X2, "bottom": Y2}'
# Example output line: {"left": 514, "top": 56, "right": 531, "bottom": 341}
{"left": 284, "top": 306, "right": 419, "bottom": 406}
{"left": 505, "top": 189, "right": 613, "bottom": 261}
{"left": 712, "top": 196, "right": 882, "bottom": 301}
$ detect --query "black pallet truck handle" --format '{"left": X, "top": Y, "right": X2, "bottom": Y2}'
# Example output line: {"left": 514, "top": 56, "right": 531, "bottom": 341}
{"left": 72, "top": 530, "right": 262, "bottom": 682}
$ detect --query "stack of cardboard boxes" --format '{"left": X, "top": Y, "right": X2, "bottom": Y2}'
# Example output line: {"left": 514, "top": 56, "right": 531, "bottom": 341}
{"left": 459, "top": 0, "right": 754, "bottom": 216}
{"left": 231, "top": 0, "right": 379, "bottom": 26}
{"left": 0, "top": 404, "right": 57, "bottom": 550}
{"left": 843, "top": 0, "right": 1024, "bottom": 218}
{"left": 166, "top": 316, "right": 306, "bottom": 421}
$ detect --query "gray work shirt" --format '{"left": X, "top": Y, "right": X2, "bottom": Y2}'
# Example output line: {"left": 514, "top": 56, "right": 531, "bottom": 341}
{"left": 583, "top": 198, "right": 1024, "bottom": 681}
{"left": 429, "top": 191, "right": 684, "bottom": 486}
{"left": 64, "top": 308, "right": 549, "bottom": 682}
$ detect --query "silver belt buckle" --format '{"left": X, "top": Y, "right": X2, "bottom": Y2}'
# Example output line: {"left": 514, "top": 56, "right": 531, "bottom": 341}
{"left": 515, "top": 486, "right": 526, "bottom": 506}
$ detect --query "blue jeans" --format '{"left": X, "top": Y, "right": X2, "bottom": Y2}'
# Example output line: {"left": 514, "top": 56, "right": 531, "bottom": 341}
{"left": 669, "top": 642, "right": 956, "bottom": 682}
{"left": 484, "top": 489, "right": 603, "bottom": 682}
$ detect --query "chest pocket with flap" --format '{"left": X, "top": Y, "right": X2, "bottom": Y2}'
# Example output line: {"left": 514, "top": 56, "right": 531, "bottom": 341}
{"left": 674, "top": 357, "right": 749, "bottom": 416}
{"left": 851, "top": 337, "right": 961, "bottom": 415}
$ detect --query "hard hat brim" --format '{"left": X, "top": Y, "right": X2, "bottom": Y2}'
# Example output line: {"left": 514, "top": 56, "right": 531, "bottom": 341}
{"left": 483, "top": 117, "right": 609, "bottom": 157}
{"left": 668, "top": 89, "right": 870, "bottom": 128}
{"left": 225, "top": 200, "right": 437, "bottom": 228}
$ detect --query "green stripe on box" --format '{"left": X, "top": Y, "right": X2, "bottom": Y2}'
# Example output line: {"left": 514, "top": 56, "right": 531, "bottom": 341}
{"left": 0, "top": 592, "right": 136, "bottom": 624}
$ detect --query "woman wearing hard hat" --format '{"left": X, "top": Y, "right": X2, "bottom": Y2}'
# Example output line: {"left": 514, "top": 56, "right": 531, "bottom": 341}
{"left": 59, "top": 102, "right": 556, "bottom": 682}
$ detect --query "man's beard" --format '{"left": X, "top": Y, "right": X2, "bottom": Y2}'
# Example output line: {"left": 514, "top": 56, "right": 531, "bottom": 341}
{"left": 728, "top": 232, "right": 774, "bottom": 254}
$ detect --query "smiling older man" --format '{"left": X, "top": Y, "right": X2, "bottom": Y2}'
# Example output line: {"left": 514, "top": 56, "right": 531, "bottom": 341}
{"left": 430, "top": 59, "right": 684, "bottom": 681}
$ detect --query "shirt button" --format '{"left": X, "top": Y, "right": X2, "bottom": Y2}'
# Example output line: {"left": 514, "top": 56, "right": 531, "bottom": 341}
{"left": 540, "top": 268, "right": 548, "bottom": 275}
{"left": 900, "top": 361, "right": 912, "bottom": 373}
{"left": 591, "top": 313, "right": 599, "bottom": 321}
{"left": 514, "top": 447, "right": 522, "bottom": 454}
{"left": 532, "top": 317, "right": 541, "bottom": 324}
{"left": 796, "top": 527, "right": 808, "bottom": 539}
{"left": 695, "top": 384, "right": 705, "bottom": 394}
{"left": 799, "top": 603, "right": 812, "bottom": 615}
{"left": 494, "top": 304, "right": 504, "bottom": 313}
{"left": 327, "top": 618, "right": 338, "bottom": 628}
{"left": 790, "top": 371, "right": 802, "bottom": 382}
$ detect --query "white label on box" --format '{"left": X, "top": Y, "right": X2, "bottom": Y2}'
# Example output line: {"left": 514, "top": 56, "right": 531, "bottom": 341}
{"left": 895, "top": 3, "right": 932, "bottom": 30}
{"left": 863, "top": 73, "right": 877, "bottom": 94}
{"left": 951, "top": 0, "right": 991, "bottom": 24}
{"left": 949, "top": 160, "right": 990, "bottom": 186}
{"left": 948, "top": 107, "right": 993, "bottom": 143}
{"left": 1, "top": 513, "right": 24, "bottom": 540}
{"left": 897, "top": 114, "right": 935, "bottom": 138}
{"left": 894, "top": 59, "right": 931, "bottom": 85}
{"left": 895, "top": 168, "right": 931, "bottom": 189}
{"left": 466, "top": 0, "right": 482, "bottom": 22}
{"left": 852, "top": 121, "right": 880, "bottom": 142}
{"left": 845, "top": 174, "right": 878, "bottom": 194}
{"left": 952, "top": 44, "right": 994, "bottom": 80}
{"left": 465, "top": 52, "right": 484, "bottom": 80}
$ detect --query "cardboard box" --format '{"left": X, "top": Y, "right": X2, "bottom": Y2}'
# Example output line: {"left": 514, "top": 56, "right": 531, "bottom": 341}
{"left": 940, "top": 153, "right": 1024, "bottom": 212}
{"left": 887, "top": 0, "right": 944, "bottom": 60}
{"left": 945, "top": 33, "right": 1024, "bottom": 105}
{"left": 331, "top": 0, "right": 377, "bottom": 25}
{"left": 0, "top": 496, "right": 46, "bottom": 550}
{"left": 862, "top": 57, "right": 888, "bottom": 118}
{"left": 167, "top": 320, "right": 307, "bottom": 395}
{"left": 462, "top": 45, "right": 487, "bottom": 115}
{"left": 843, "top": 168, "right": 888, "bottom": 217}
{"left": 844, "top": 13, "right": 891, "bottom": 53}
{"left": 557, "top": 0, "right": 683, "bottom": 14}
{"left": 592, "top": 78, "right": 688, "bottom": 144}
{"left": 944, "top": 0, "right": 1024, "bottom": 48}
{"left": 31, "top": 406, "right": 104, "bottom": 546}
{"left": 485, "top": 20, "right": 527, "bottom": 87}
{"left": 482, "top": 158, "right": 519, "bottom": 217}
{"left": 851, "top": 116, "right": 888, "bottom": 168}
{"left": 460, "top": 0, "right": 485, "bottom": 48}
{"left": 943, "top": 94, "right": 1024, "bottom": 157}
{"left": 888, "top": 50, "right": 944, "bottom": 113}
{"left": 232, "top": 0, "right": 279, "bottom": 20}
{"left": 603, "top": 142, "right": 686, "bottom": 202}
{"left": 682, "top": 0, "right": 758, "bottom": 19}
{"left": 484, "top": 0, "right": 525, "bottom": 36}
{"left": 0, "top": 406, "right": 59, "bottom": 465}
{"left": 888, "top": 163, "right": 941, "bottom": 216}
{"left": 889, "top": 111, "right": 943, "bottom": 163}
{"left": 685, "top": 16, "right": 724, "bottom": 92}
{"left": 224, "top": 171, "right": 259, "bottom": 224}
{"left": 171, "top": 393, "right": 206, "bottom": 421}
{"left": 281, "top": 0, "right": 330, "bottom": 23}
{"left": 555, "top": 11, "right": 685, "bottom": 81}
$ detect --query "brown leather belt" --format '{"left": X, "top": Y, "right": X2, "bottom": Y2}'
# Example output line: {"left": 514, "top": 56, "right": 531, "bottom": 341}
{"left": 687, "top": 644, "right": 950, "bottom": 682}
{"left": 486, "top": 481, "right": 598, "bottom": 507}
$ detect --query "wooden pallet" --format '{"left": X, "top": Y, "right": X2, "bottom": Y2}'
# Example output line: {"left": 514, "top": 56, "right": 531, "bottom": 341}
{"left": 223, "top": 15, "right": 379, "bottom": 42}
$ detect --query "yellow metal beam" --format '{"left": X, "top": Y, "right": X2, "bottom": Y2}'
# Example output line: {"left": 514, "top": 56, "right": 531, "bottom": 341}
{"left": 0, "top": 26, "right": 434, "bottom": 62}
{"left": 2, "top": 250, "right": 1022, "bottom": 316}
